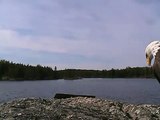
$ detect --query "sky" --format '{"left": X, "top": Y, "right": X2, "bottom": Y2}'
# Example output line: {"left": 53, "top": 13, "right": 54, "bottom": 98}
{"left": 0, "top": 0, "right": 160, "bottom": 70}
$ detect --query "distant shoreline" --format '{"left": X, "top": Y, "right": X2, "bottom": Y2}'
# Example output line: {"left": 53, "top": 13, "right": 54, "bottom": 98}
{"left": 0, "top": 77, "right": 155, "bottom": 81}
{"left": 0, "top": 59, "right": 154, "bottom": 81}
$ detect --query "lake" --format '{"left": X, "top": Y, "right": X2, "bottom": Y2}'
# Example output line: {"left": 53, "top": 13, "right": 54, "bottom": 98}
{"left": 0, "top": 78, "right": 160, "bottom": 104}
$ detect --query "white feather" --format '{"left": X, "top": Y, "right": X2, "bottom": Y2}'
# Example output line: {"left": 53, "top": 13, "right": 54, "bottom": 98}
{"left": 145, "top": 41, "right": 160, "bottom": 57}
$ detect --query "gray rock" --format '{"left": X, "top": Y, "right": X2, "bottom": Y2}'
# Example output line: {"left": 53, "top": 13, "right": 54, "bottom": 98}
{"left": 0, "top": 97, "right": 160, "bottom": 120}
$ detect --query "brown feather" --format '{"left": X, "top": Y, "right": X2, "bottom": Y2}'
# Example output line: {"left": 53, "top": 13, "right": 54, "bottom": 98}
{"left": 153, "top": 49, "right": 160, "bottom": 83}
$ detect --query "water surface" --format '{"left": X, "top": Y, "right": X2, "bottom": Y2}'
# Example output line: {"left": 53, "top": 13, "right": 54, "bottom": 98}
{"left": 0, "top": 78, "right": 160, "bottom": 104}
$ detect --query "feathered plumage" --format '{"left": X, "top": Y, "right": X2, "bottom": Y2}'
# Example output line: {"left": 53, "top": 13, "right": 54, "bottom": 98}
{"left": 145, "top": 41, "right": 160, "bottom": 83}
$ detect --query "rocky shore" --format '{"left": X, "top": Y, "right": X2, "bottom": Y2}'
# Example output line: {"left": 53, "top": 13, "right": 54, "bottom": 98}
{"left": 0, "top": 97, "right": 160, "bottom": 120}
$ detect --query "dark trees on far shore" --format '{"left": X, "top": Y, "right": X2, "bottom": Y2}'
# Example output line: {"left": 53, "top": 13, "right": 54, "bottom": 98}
{"left": 0, "top": 60, "right": 154, "bottom": 80}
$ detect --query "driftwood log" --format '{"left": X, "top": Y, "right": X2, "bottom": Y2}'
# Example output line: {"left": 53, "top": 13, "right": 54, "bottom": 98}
{"left": 54, "top": 93, "right": 95, "bottom": 99}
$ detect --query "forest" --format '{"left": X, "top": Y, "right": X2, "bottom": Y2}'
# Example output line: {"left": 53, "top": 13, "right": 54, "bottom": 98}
{"left": 0, "top": 60, "right": 154, "bottom": 80}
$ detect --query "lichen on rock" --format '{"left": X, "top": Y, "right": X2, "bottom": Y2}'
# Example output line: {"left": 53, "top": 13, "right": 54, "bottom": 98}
{"left": 0, "top": 97, "right": 160, "bottom": 120}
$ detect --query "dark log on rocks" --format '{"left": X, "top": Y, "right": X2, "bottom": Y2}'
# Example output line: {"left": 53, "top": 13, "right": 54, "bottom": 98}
{"left": 54, "top": 93, "right": 95, "bottom": 99}
{"left": 0, "top": 97, "right": 160, "bottom": 120}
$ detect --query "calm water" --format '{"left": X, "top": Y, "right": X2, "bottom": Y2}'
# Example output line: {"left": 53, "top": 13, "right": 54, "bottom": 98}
{"left": 0, "top": 78, "right": 160, "bottom": 104}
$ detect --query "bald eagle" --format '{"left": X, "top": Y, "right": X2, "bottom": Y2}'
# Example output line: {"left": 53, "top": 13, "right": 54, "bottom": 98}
{"left": 145, "top": 41, "right": 160, "bottom": 83}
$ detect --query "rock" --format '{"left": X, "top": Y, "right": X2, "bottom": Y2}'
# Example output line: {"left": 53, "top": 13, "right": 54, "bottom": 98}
{"left": 0, "top": 97, "right": 160, "bottom": 120}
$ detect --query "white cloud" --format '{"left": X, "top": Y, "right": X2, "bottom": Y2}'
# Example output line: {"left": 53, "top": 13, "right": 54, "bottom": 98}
{"left": 0, "top": 29, "right": 110, "bottom": 57}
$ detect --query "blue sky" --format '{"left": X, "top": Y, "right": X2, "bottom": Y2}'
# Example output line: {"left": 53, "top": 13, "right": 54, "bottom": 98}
{"left": 0, "top": 0, "right": 160, "bottom": 70}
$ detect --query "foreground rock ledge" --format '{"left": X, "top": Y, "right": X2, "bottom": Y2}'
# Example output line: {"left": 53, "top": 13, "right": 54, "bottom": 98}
{"left": 0, "top": 97, "right": 160, "bottom": 120}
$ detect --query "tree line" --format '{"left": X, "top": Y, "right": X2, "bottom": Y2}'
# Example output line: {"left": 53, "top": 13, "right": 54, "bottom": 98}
{"left": 0, "top": 60, "right": 154, "bottom": 80}
{"left": 59, "top": 67, "right": 154, "bottom": 79}
{"left": 0, "top": 60, "right": 58, "bottom": 80}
